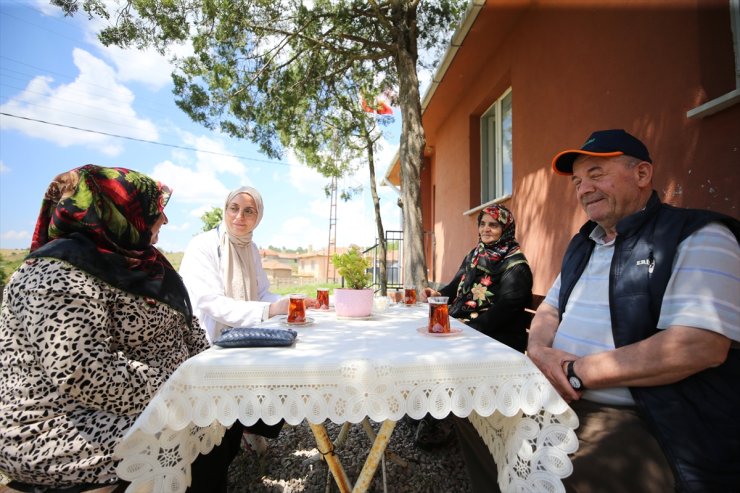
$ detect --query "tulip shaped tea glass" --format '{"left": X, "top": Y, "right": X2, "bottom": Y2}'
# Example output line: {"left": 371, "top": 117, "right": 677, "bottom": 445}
{"left": 427, "top": 296, "right": 450, "bottom": 333}
{"left": 288, "top": 294, "right": 307, "bottom": 323}
{"left": 316, "top": 288, "right": 330, "bottom": 310}
{"left": 404, "top": 287, "right": 417, "bottom": 306}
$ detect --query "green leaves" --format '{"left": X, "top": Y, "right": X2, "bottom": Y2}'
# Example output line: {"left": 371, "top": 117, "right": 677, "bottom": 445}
{"left": 200, "top": 207, "right": 223, "bottom": 232}
{"left": 332, "top": 245, "right": 372, "bottom": 290}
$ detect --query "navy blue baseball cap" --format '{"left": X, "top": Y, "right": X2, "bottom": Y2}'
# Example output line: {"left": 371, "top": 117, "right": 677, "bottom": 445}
{"left": 552, "top": 129, "right": 652, "bottom": 175}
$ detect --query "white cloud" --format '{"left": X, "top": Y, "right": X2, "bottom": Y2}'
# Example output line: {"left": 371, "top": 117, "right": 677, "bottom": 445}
{"left": 183, "top": 132, "right": 250, "bottom": 180}
{"left": 148, "top": 131, "right": 262, "bottom": 213}
{"left": 285, "top": 147, "right": 372, "bottom": 196}
{"left": 0, "top": 161, "right": 9, "bottom": 174}
{"left": 289, "top": 162, "right": 331, "bottom": 195}
{"left": 1, "top": 230, "right": 30, "bottom": 242}
{"left": 149, "top": 160, "right": 230, "bottom": 206}
{"left": 343, "top": 199, "right": 383, "bottom": 246}
{"left": 267, "top": 178, "right": 401, "bottom": 251}
{"left": 268, "top": 215, "right": 327, "bottom": 251}
{"left": 287, "top": 130, "right": 398, "bottom": 192}
{"left": 97, "top": 44, "right": 178, "bottom": 91}
{"left": 34, "top": 0, "right": 191, "bottom": 90}
{"left": 0, "top": 49, "right": 158, "bottom": 156}
{"left": 265, "top": 173, "right": 340, "bottom": 250}
{"left": 188, "top": 205, "right": 213, "bottom": 219}
{"left": 165, "top": 221, "right": 191, "bottom": 232}
{"left": 266, "top": 134, "right": 401, "bottom": 250}
{"left": 73, "top": 4, "right": 193, "bottom": 91}
{"left": 31, "top": 0, "right": 59, "bottom": 16}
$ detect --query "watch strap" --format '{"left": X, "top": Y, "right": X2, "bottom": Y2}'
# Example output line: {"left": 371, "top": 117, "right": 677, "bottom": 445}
{"left": 566, "top": 360, "right": 586, "bottom": 390}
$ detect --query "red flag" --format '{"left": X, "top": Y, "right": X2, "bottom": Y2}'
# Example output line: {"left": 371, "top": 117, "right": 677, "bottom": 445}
{"left": 361, "top": 96, "right": 393, "bottom": 115}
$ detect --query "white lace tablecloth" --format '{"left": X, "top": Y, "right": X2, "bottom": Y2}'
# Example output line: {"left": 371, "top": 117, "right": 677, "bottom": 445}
{"left": 114, "top": 304, "right": 578, "bottom": 493}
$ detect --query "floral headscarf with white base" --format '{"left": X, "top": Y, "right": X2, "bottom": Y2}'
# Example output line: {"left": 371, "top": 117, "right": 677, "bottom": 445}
{"left": 450, "top": 204, "right": 521, "bottom": 318}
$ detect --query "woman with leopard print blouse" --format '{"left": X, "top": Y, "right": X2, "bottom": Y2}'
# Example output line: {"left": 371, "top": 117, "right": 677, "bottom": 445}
{"left": 0, "top": 165, "right": 241, "bottom": 492}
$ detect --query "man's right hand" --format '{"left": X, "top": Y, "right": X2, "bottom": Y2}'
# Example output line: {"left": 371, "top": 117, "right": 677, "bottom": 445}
{"left": 527, "top": 345, "right": 583, "bottom": 403}
{"left": 526, "top": 302, "right": 583, "bottom": 402}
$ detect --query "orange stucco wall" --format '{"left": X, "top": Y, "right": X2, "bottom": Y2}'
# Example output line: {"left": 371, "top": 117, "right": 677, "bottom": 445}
{"left": 424, "top": 0, "right": 739, "bottom": 296}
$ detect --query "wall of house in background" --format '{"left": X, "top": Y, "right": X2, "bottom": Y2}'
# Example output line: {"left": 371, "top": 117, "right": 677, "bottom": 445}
{"left": 414, "top": 0, "right": 739, "bottom": 295}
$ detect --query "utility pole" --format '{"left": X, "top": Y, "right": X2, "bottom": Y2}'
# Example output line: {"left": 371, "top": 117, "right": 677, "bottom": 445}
{"left": 326, "top": 175, "right": 337, "bottom": 283}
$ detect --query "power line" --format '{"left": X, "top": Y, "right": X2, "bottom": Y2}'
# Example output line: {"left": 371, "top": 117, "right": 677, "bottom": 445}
{"left": 0, "top": 3, "right": 182, "bottom": 117}
{"left": 0, "top": 7, "right": 80, "bottom": 46}
{"left": 0, "top": 55, "right": 177, "bottom": 116}
{"left": 0, "top": 111, "right": 294, "bottom": 166}
{"left": 0, "top": 62, "right": 170, "bottom": 117}
{"left": 0, "top": 86, "right": 160, "bottom": 134}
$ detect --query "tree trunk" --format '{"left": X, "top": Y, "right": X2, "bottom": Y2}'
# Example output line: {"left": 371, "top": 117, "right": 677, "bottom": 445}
{"left": 362, "top": 123, "right": 388, "bottom": 296}
{"left": 392, "top": 2, "right": 428, "bottom": 292}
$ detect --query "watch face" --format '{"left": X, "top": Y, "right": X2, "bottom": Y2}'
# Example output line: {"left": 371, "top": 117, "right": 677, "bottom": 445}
{"left": 569, "top": 376, "right": 582, "bottom": 390}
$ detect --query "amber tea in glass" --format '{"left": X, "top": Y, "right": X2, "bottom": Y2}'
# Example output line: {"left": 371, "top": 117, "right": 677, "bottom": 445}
{"left": 288, "top": 294, "right": 306, "bottom": 323}
{"left": 404, "top": 287, "right": 417, "bottom": 305}
{"left": 316, "top": 288, "right": 330, "bottom": 310}
{"left": 427, "top": 296, "right": 450, "bottom": 333}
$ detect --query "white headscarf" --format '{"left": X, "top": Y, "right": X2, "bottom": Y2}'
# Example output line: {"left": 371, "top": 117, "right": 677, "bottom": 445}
{"left": 220, "top": 186, "right": 264, "bottom": 302}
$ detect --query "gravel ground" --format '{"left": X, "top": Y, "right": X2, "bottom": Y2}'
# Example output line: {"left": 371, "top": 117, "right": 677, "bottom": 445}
{"left": 227, "top": 416, "right": 471, "bottom": 493}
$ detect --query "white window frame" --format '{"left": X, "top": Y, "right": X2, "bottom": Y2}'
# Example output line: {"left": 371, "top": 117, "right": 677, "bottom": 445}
{"left": 687, "top": 0, "right": 740, "bottom": 118}
{"left": 479, "top": 88, "right": 513, "bottom": 204}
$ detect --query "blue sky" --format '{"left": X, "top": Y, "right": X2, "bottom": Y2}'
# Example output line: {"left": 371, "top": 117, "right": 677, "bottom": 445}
{"left": 0, "top": 0, "right": 404, "bottom": 253}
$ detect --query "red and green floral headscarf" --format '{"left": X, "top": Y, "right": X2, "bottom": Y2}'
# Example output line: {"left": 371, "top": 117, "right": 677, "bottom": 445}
{"left": 28, "top": 165, "right": 190, "bottom": 320}
{"left": 450, "top": 204, "right": 521, "bottom": 317}
{"left": 31, "top": 164, "right": 171, "bottom": 252}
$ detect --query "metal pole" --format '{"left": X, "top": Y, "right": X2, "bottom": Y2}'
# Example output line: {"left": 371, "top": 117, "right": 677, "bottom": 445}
{"left": 351, "top": 420, "right": 397, "bottom": 493}
{"left": 308, "top": 422, "right": 352, "bottom": 493}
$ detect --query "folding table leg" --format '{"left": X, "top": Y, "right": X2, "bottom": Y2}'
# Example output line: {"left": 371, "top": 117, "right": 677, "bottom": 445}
{"left": 360, "top": 418, "right": 409, "bottom": 468}
{"left": 308, "top": 422, "right": 352, "bottom": 493}
{"left": 352, "top": 419, "right": 397, "bottom": 493}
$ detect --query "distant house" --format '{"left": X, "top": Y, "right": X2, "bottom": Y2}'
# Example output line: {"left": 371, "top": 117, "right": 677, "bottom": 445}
{"left": 297, "top": 246, "right": 364, "bottom": 283}
{"left": 261, "top": 259, "right": 293, "bottom": 281}
{"left": 297, "top": 249, "right": 332, "bottom": 283}
{"left": 384, "top": 0, "right": 739, "bottom": 295}
{"left": 260, "top": 248, "right": 281, "bottom": 259}
{"left": 260, "top": 248, "right": 298, "bottom": 268}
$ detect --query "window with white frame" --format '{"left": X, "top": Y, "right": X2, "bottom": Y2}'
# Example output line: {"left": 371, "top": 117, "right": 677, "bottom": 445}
{"left": 480, "top": 88, "right": 512, "bottom": 203}
{"left": 687, "top": 0, "right": 740, "bottom": 118}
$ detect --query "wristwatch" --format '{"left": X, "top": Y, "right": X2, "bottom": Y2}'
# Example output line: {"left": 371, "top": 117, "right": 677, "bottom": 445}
{"left": 565, "top": 360, "right": 585, "bottom": 390}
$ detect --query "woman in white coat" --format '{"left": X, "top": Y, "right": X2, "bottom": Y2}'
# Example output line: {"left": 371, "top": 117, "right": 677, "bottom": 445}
{"left": 180, "top": 186, "right": 290, "bottom": 344}
{"left": 180, "top": 186, "right": 294, "bottom": 444}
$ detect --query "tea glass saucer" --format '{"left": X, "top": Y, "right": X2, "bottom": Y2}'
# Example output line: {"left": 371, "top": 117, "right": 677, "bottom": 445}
{"left": 279, "top": 316, "right": 315, "bottom": 327}
{"left": 416, "top": 326, "right": 463, "bottom": 337}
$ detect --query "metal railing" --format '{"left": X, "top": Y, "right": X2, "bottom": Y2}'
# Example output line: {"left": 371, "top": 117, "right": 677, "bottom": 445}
{"left": 364, "top": 230, "right": 403, "bottom": 293}
{"left": 364, "top": 228, "right": 435, "bottom": 294}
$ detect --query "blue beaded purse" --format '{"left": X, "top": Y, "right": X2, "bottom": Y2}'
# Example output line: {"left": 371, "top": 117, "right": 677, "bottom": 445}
{"left": 213, "top": 327, "right": 298, "bottom": 348}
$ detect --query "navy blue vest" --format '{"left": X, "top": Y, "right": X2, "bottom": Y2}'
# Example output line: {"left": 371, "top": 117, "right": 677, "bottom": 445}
{"left": 558, "top": 192, "right": 740, "bottom": 493}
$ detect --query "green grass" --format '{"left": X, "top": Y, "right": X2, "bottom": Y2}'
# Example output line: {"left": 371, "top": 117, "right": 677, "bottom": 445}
{"left": 271, "top": 283, "right": 341, "bottom": 297}
{"left": 165, "top": 251, "right": 184, "bottom": 271}
{"left": 0, "top": 249, "right": 28, "bottom": 284}
{"left": 0, "top": 249, "right": 185, "bottom": 281}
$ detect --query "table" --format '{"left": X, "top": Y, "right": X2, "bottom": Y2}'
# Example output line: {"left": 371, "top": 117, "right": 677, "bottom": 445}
{"left": 114, "top": 304, "right": 578, "bottom": 493}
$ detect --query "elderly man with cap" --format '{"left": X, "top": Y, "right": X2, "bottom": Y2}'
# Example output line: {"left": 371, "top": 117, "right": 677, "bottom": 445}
{"left": 522, "top": 129, "right": 739, "bottom": 493}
